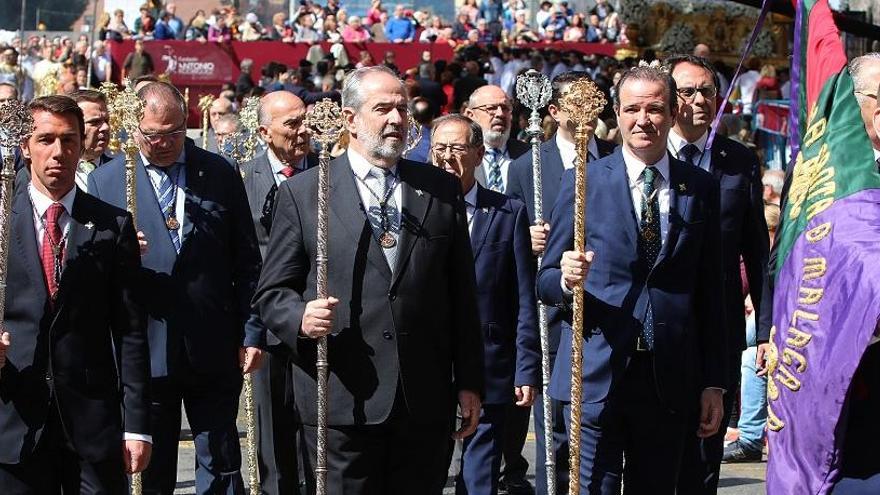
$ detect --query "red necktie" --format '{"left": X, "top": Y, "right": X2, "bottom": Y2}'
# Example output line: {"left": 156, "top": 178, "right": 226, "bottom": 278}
{"left": 41, "top": 203, "right": 65, "bottom": 299}
{"left": 280, "top": 166, "right": 295, "bottom": 178}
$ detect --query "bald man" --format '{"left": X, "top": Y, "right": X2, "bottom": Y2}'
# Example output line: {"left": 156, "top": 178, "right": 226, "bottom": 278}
{"left": 202, "top": 96, "right": 234, "bottom": 154}
{"left": 240, "top": 91, "right": 317, "bottom": 495}
{"left": 464, "top": 85, "right": 529, "bottom": 195}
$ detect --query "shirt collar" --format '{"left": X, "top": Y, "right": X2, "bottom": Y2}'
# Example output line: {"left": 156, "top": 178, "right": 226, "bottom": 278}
{"left": 348, "top": 147, "right": 397, "bottom": 179}
{"left": 556, "top": 133, "right": 599, "bottom": 160}
{"left": 29, "top": 182, "right": 76, "bottom": 218}
{"left": 623, "top": 146, "right": 670, "bottom": 186}
{"left": 267, "top": 147, "right": 306, "bottom": 174}
{"left": 668, "top": 127, "right": 709, "bottom": 154}
{"left": 464, "top": 182, "right": 478, "bottom": 207}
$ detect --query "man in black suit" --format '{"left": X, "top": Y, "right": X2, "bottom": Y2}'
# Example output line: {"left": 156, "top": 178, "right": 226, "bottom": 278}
{"left": 201, "top": 96, "right": 233, "bottom": 154}
{"left": 240, "top": 90, "right": 316, "bottom": 495}
{"left": 0, "top": 95, "right": 151, "bottom": 493}
{"left": 464, "top": 85, "right": 529, "bottom": 196}
{"left": 88, "top": 82, "right": 263, "bottom": 494}
{"left": 71, "top": 89, "right": 115, "bottom": 192}
{"left": 665, "top": 55, "right": 770, "bottom": 494}
{"left": 253, "top": 65, "right": 484, "bottom": 494}
{"left": 506, "top": 71, "right": 617, "bottom": 495}
{"left": 539, "top": 63, "right": 726, "bottom": 493}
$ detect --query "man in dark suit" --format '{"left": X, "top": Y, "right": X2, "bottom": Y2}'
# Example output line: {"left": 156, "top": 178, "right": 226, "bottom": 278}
{"left": 240, "top": 90, "right": 316, "bottom": 495}
{"left": 253, "top": 66, "right": 484, "bottom": 494}
{"left": 71, "top": 89, "right": 115, "bottom": 192}
{"left": 415, "top": 62, "right": 447, "bottom": 118}
{"left": 88, "top": 82, "right": 263, "bottom": 494}
{"left": 506, "top": 71, "right": 617, "bottom": 495}
{"left": 200, "top": 96, "right": 233, "bottom": 154}
{"left": 664, "top": 54, "right": 770, "bottom": 492}
{"left": 0, "top": 95, "right": 151, "bottom": 493}
{"left": 538, "top": 64, "right": 726, "bottom": 494}
{"left": 430, "top": 114, "right": 540, "bottom": 495}
{"left": 465, "top": 85, "right": 529, "bottom": 196}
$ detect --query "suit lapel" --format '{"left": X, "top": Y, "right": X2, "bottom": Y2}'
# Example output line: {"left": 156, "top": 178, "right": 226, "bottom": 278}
{"left": 469, "top": 186, "right": 496, "bottom": 259}
{"left": 10, "top": 188, "right": 47, "bottom": 298}
{"left": 606, "top": 152, "right": 638, "bottom": 249}
{"left": 329, "top": 157, "right": 392, "bottom": 281}
{"left": 655, "top": 158, "right": 691, "bottom": 268}
{"left": 391, "top": 163, "right": 432, "bottom": 288}
{"left": 181, "top": 152, "right": 205, "bottom": 249}
{"left": 709, "top": 139, "right": 725, "bottom": 181}
{"left": 53, "top": 191, "right": 98, "bottom": 322}
{"left": 255, "top": 155, "right": 276, "bottom": 196}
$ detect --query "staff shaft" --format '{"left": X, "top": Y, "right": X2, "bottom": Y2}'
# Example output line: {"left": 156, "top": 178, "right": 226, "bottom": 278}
{"left": 0, "top": 153, "right": 15, "bottom": 380}
{"left": 315, "top": 146, "right": 331, "bottom": 495}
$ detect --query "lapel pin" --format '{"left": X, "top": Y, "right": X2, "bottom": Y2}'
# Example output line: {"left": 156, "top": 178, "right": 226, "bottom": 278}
{"left": 240, "top": 170, "right": 246, "bottom": 179}
{"left": 415, "top": 189, "right": 424, "bottom": 197}
{"left": 720, "top": 150, "right": 727, "bottom": 158}
{"left": 199, "top": 170, "right": 205, "bottom": 177}
{"left": 678, "top": 183, "right": 687, "bottom": 193}
{"left": 85, "top": 221, "right": 94, "bottom": 230}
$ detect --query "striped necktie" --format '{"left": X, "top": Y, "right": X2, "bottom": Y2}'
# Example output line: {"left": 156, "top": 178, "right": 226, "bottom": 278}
{"left": 486, "top": 148, "right": 503, "bottom": 192}
{"left": 150, "top": 164, "right": 182, "bottom": 253}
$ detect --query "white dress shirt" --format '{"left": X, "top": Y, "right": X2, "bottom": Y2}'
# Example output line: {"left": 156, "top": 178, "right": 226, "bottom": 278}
{"left": 141, "top": 149, "right": 187, "bottom": 243}
{"left": 266, "top": 148, "right": 308, "bottom": 186}
{"left": 556, "top": 133, "right": 601, "bottom": 170}
{"left": 623, "top": 147, "right": 671, "bottom": 249}
{"left": 464, "top": 182, "right": 478, "bottom": 236}
{"left": 668, "top": 128, "right": 712, "bottom": 172}
{"left": 348, "top": 148, "right": 402, "bottom": 228}
{"left": 29, "top": 183, "right": 152, "bottom": 443}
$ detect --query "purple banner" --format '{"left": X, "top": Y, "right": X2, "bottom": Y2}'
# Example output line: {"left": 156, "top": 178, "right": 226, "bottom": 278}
{"left": 767, "top": 189, "right": 880, "bottom": 494}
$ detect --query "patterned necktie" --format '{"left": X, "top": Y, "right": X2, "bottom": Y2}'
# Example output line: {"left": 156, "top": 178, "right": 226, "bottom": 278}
{"left": 151, "top": 164, "right": 182, "bottom": 253}
{"left": 679, "top": 143, "right": 701, "bottom": 167}
{"left": 486, "top": 148, "right": 503, "bottom": 192}
{"left": 41, "top": 203, "right": 65, "bottom": 299}
{"left": 638, "top": 166, "right": 661, "bottom": 350}
{"left": 366, "top": 166, "right": 399, "bottom": 269}
{"left": 280, "top": 166, "right": 295, "bottom": 178}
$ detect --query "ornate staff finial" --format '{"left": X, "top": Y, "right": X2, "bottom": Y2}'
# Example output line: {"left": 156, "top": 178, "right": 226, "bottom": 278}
{"left": 305, "top": 98, "right": 345, "bottom": 147}
{"left": 516, "top": 69, "right": 552, "bottom": 139}
{"left": 118, "top": 79, "right": 144, "bottom": 149}
{"left": 558, "top": 79, "right": 607, "bottom": 130}
{"left": 0, "top": 99, "right": 34, "bottom": 149}
{"left": 403, "top": 114, "right": 423, "bottom": 158}
{"left": 99, "top": 82, "right": 122, "bottom": 153}
{"left": 199, "top": 94, "right": 216, "bottom": 149}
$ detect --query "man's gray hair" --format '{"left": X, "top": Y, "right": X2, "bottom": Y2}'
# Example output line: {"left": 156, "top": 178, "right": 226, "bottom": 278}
{"left": 0, "top": 81, "right": 19, "bottom": 99}
{"left": 849, "top": 53, "right": 880, "bottom": 103}
{"left": 215, "top": 113, "right": 241, "bottom": 131}
{"left": 431, "top": 114, "right": 484, "bottom": 148}
{"left": 240, "top": 58, "right": 254, "bottom": 71}
{"left": 342, "top": 65, "right": 404, "bottom": 112}
{"left": 136, "top": 81, "right": 187, "bottom": 117}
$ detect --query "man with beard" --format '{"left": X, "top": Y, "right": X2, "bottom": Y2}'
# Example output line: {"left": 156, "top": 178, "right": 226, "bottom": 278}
{"left": 465, "top": 85, "right": 529, "bottom": 195}
{"left": 665, "top": 54, "right": 769, "bottom": 494}
{"left": 70, "top": 90, "right": 114, "bottom": 192}
{"left": 240, "top": 90, "right": 316, "bottom": 495}
{"left": 253, "top": 66, "right": 484, "bottom": 494}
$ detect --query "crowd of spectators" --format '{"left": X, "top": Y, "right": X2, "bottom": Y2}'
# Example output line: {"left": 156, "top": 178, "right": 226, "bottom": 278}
{"left": 88, "top": 0, "right": 625, "bottom": 46}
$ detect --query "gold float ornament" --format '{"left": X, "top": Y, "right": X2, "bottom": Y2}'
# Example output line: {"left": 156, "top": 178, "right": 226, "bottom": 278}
{"left": 515, "top": 68, "right": 557, "bottom": 495}
{"left": 99, "top": 82, "right": 122, "bottom": 153}
{"left": 239, "top": 97, "right": 261, "bottom": 162}
{"left": 303, "top": 98, "right": 345, "bottom": 495}
{"left": 557, "top": 77, "right": 606, "bottom": 495}
{"left": 36, "top": 69, "right": 59, "bottom": 97}
{"left": 198, "top": 94, "right": 215, "bottom": 149}
{"left": 0, "top": 100, "right": 34, "bottom": 381}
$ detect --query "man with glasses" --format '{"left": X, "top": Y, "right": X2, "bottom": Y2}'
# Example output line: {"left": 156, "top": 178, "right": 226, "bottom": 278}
{"left": 431, "top": 114, "right": 540, "bottom": 495}
{"left": 88, "top": 81, "right": 263, "bottom": 494}
{"left": 465, "top": 85, "right": 529, "bottom": 195}
{"left": 665, "top": 54, "right": 770, "bottom": 494}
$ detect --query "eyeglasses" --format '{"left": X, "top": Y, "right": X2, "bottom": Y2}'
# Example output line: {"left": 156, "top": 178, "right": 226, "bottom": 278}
{"left": 138, "top": 123, "right": 187, "bottom": 144}
{"left": 470, "top": 103, "right": 513, "bottom": 115}
{"left": 676, "top": 86, "right": 717, "bottom": 100}
{"left": 431, "top": 143, "right": 471, "bottom": 155}
{"left": 856, "top": 90, "right": 878, "bottom": 100}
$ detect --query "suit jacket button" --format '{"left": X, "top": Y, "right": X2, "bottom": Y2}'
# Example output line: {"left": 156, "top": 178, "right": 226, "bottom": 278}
{"left": 45, "top": 372, "right": 51, "bottom": 382}
{"left": 383, "top": 331, "right": 394, "bottom": 340}
{"left": 388, "top": 293, "right": 396, "bottom": 301}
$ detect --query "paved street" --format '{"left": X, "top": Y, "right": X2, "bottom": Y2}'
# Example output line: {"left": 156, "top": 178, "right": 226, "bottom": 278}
{"left": 172, "top": 402, "right": 766, "bottom": 494}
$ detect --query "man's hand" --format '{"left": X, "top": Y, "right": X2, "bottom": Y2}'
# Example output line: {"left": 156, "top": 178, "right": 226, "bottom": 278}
{"left": 123, "top": 440, "right": 152, "bottom": 474}
{"left": 0, "top": 330, "right": 10, "bottom": 369}
{"left": 515, "top": 385, "right": 535, "bottom": 407}
{"left": 301, "top": 297, "right": 339, "bottom": 339}
{"left": 137, "top": 231, "right": 149, "bottom": 256}
{"left": 453, "top": 390, "right": 481, "bottom": 440}
{"left": 530, "top": 223, "right": 550, "bottom": 256}
{"left": 697, "top": 388, "right": 724, "bottom": 438}
{"left": 561, "top": 250, "right": 594, "bottom": 290}
{"left": 239, "top": 346, "right": 263, "bottom": 374}
{"left": 755, "top": 342, "right": 771, "bottom": 376}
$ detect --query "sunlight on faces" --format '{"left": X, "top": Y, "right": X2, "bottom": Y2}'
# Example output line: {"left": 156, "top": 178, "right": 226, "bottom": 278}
{"left": 431, "top": 120, "right": 484, "bottom": 192}
{"left": 671, "top": 62, "right": 716, "bottom": 130}
{"left": 465, "top": 86, "right": 512, "bottom": 147}
{"left": 615, "top": 78, "right": 676, "bottom": 163}
{"left": 24, "top": 110, "right": 82, "bottom": 197}
{"left": 344, "top": 71, "right": 408, "bottom": 163}
{"left": 259, "top": 94, "right": 309, "bottom": 165}
{"left": 136, "top": 101, "right": 187, "bottom": 167}
{"left": 209, "top": 97, "right": 233, "bottom": 128}
{"left": 79, "top": 100, "right": 110, "bottom": 160}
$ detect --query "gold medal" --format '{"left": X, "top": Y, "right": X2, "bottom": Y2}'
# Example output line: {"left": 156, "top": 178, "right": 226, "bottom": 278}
{"left": 166, "top": 216, "right": 180, "bottom": 231}
{"left": 379, "top": 231, "right": 396, "bottom": 248}
{"left": 642, "top": 228, "right": 656, "bottom": 241}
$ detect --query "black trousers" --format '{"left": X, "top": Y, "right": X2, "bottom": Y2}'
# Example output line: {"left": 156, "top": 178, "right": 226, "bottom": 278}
{"left": 500, "top": 400, "right": 532, "bottom": 485}
{"left": 0, "top": 402, "right": 127, "bottom": 494}
{"left": 253, "top": 350, "right": 300, "bottom": 495}
{"left": 677, "top": 351, "right": 741, "bottom": 495}
{"left": 300, "top": 397, "right": 454, "bottom": 495}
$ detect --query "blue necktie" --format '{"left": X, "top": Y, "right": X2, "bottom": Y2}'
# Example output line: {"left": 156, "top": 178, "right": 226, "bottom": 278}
{"left": 486, "top": 148, "right": 503, "bottom": 192}
{"left": 638, "top": 166, "right": 661, "bottom": 350}
{"left": 151, "top": 164, "right": 182, "bottom": 253}
{"left": 679, "top": 143, "right": 701, "bottom": 167}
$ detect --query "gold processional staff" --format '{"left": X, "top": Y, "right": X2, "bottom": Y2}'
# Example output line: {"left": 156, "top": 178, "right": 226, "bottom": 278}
{"left": 515, "top": 68, "right": 555, "bottom": 494}
{"left": 303, "top": 98, "right": 345, "bottom": 495}
{"left": 0, "top": 99, "right": 34, "bottom": 381}
{"left": 557, "top": 79, "right": 606, "bottom": 495}
{"left": 199, "top": 94, "right": 216, "bottom": 150}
